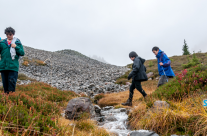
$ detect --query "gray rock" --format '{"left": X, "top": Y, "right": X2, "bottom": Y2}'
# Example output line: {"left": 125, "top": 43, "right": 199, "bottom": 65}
{"left": 18, "top": 46, "right": 129, "bottom": 95}
{"left": 147, "top": 72, "right": 154, "bottom": 78}
{"left": 103, "top": 106, "right": 114, "bottom": 111}
{"left": 153, "top": 100, "right": 170, "bottom": 109}
{"left": 129, "top": 130, "right": 159, "bottom": 136}
{"left": 106, "top": 116, "right": 117, "bottom": 122}
{"left": 65, "top": 97, "right": 95, "bottom": 120}
{"left": 119, "top": 108, "right": 127, "bottom": 112}
{"left": 94, "top": 105, "right": 101, "bottom": 115}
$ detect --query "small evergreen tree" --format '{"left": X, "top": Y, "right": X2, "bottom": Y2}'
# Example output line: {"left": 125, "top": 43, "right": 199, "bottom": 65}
{"left": 182, "top": 39, "right": 190, "bottom": 55}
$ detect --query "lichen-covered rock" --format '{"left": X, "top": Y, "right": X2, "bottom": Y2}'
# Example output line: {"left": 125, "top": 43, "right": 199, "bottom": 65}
{"left": 65, "top": 97, "right": 95, "bottom": 120}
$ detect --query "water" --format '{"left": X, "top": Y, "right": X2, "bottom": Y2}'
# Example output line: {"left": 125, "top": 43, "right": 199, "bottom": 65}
{"left": 100, "top": 107, "right": 131, "bottom": 136}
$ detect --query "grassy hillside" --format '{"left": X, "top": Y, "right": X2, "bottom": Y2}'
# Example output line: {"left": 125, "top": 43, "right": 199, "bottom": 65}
{"left": 128, "top": 64, "right": 207, "bottom": 135}
{"left": 116, "top": 52, "right": 207, "bottom": 84}
{"left": 100, "top": 59, "right": 207, "bottom": 135}
{"left": 0, "top": 82, "right": 111, "bottom": 136}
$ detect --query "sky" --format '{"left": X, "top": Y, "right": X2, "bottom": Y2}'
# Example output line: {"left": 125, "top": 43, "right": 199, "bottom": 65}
{"left": 0, "top": 0, "right": 207, "bottom": 66}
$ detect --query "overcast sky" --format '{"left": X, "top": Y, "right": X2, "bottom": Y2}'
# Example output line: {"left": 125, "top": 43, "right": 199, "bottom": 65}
{"left": 1, "top": 0, "right": 207, "bottom": 66}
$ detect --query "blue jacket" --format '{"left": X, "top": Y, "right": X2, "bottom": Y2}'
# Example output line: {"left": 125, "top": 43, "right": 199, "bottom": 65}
{"left": 156, "top": 50, "right": 175, "bottom": 77}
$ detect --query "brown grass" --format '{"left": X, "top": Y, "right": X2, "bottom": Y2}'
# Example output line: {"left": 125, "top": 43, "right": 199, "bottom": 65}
{"left": 98, "top": 80, "right": 157, "bottom": 107}
{"left": 129, "top": 94, "right": 207, "bottom": 135}
{"left": 57, "top": 117, "right": 112, "bottom": 136}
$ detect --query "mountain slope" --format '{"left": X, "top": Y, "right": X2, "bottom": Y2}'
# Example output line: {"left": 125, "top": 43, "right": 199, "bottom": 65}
{"left": 19, "top": 46, "right": 129, "bottom": 96}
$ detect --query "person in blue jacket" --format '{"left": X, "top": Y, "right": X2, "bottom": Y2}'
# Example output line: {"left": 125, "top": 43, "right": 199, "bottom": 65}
{"left": 152, "top": 47, "right": 175, "bottom": 87}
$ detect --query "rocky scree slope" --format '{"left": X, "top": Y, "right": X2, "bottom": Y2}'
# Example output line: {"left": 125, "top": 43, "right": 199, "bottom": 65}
{"left": 17, "top": 46, "right": 129, "bottom": 96}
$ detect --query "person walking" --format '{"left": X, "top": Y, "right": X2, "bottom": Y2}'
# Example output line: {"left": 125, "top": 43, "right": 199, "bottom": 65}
{"left": 0, "top": 27, "right": 25, "bottom": 94}
{"left": 122, "top": 51, "right": 148, "bottom": 106}
{"left": 152, "top": 47, "right": 175, "bottom": 87}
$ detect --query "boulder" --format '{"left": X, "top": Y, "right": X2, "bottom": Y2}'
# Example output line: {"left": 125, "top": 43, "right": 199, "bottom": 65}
{"left": 129, "top": 130, "right": 159, "bottom": 136}
{"left": 147, "top": 72, "right": 154, "bottom": 78}
{"left": 94, "top": 105, "right": 101, "bottom": 115}
{"left": 153, "top": 100, "right": 170, "bottom": 109}
{"left": 65, "top": 97, "right": 95, "bottom": 120}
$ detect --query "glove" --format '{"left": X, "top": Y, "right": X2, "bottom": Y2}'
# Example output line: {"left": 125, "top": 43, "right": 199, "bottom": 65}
{"left": 128, "top": 76, "right": 131, "bottom": 80}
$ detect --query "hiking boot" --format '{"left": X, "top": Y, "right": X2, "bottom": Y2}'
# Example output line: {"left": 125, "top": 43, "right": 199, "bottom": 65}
{"left": 122, "top": 99, "right": 132, "bottom": 106}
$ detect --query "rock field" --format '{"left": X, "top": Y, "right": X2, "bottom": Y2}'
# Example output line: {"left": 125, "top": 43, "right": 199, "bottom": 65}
{"left": 17, "top": 46, "right": 129, "bottom": 96}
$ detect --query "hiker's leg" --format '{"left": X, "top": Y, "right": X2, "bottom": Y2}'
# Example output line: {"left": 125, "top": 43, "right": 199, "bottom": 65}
{"left": 1, "top": 71, "right": 9, "bottom": 94}
{"left": 135, "top": 81, "right": 147, "bottom": 97}
{"left": 8, "top": 71, "right": 18, "bottom": 93}
{"left": 129, "top": 80, "right": 136, "bottom": 101}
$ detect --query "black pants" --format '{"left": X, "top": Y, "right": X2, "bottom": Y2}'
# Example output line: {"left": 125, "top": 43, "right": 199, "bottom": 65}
{"left": 1, "top": 70, "right": 18, "bottom": 94}
{"left": 129, "top": 80, "right": 147, "bottom": 101}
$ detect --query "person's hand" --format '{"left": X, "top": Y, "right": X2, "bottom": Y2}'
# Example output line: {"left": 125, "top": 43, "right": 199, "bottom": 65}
{"left": 128, "top": 76, "right": 131, "bottom": 80}
{"left": 11, "top": 44, "right": 16, "bottom": 48}
{"left": 159, "top": 62, "right": 163, "bottom": 66}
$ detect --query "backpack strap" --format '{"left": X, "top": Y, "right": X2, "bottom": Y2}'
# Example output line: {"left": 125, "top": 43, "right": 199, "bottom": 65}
{"left": 159, "top": 52, "right": 165, "bottom": 62}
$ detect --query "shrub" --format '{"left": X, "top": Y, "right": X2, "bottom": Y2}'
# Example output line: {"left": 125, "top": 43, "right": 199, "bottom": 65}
{"left": 148, "top": 65, "right": 207, "bottom": 102}
{"left": 94, "top": 93, "right": 105, "bottom": 102}
{"left": 22, "top": 61, "right": 29, "bottom": 66}
{"left": 35, "top": 59, "right": 46, "bottom": 66}
{"left": 149, "top": 61, "right": 153, "bottom": 67}
{"left": 0, "top": 82, "right": 78, "bottom": 135}
{"left": 183, "top": 52, "right": 200, "bottom": 68}
{"left": 76, "top": 120, "right": 94, "bottom": 131}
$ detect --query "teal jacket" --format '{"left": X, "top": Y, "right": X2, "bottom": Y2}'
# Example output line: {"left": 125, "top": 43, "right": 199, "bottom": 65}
{"left": 0, "top": 39, "right": 25, "bottom": 72}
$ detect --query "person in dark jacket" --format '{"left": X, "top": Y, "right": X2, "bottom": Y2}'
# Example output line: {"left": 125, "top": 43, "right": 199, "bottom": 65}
{"left": 122, "top": 51, "right": 148, "bottom": 106}
{"left": 152, "top": 47, "right": 175, "bottom": 87}
{"left": 0, "top": 27, "right": 25, "bottom": 94}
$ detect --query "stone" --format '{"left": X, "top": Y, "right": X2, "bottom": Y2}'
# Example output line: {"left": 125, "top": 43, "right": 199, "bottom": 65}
{"left": 153, "top": 100, "right": 170, "bottom": 109}
{"left": 147, "top": 72, "right": 154, "bottom": 78}
{"left": 103, "top": 106, "right": 113, "bottom": 111}
{"left": 129, "top": 130, "right": 159, "bottom": 136}
{"left": 106, "top": 116, "right": 117, "bottom": 122}
{"left": 65, "top": 97, "right": 95, "bottom": 120}
{"left": 94, "top": 105, "right": 101, "bottom": 115}
{"left": 119, "top": 108, "right": 127, "bottom": 112}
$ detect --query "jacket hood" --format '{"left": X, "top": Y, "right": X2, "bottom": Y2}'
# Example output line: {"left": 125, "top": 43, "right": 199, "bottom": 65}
{"left": 156, "top": 49, "right": 163, "bottom": 59}
{"left": 135, "top": 56, "right": 145, "bottom": 64}
{"left": 4, "top": 38, "right": 21, "bottom": 44}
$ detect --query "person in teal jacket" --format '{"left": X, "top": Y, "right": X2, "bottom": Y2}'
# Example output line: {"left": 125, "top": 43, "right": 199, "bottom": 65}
{"left": 0, "top": 27, "right": 25, "bottom": 94}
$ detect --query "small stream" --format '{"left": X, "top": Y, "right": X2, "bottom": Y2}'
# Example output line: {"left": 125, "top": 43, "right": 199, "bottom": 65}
{"left": 98, "top": 106, "right": 151, "bottom": 136}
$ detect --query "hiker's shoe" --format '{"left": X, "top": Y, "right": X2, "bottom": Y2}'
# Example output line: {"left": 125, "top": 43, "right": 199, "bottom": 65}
{"left": 122, "top": 99, "right": 132, "bottom": 106}
{"left": 144, "top": 94, "right": 148, "bottom": 99}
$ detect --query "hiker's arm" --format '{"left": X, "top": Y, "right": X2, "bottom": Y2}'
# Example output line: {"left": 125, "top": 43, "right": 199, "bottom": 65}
{"left": 15, "top": 42, "right": 25, "bottom": 56}
{"left": 128, "top": 59, "right": 141, "bottom": 79}
{"left": 162, "top": 54, "right": 171, "bottom": 67}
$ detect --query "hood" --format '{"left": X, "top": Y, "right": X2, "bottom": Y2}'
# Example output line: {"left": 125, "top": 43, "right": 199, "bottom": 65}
{"left": 4, "top": 38, "right": 21, "bottom": 44}
{"left": 134, "top": 56, "right": 145, "bottom": 64}
{"left": 156, "top": 49, "right": 163, "bottom": 59}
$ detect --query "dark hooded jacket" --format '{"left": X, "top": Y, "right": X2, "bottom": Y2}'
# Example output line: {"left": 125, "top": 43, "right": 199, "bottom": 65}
{"left": 128, "top": 56, "right": 148, "bottom": 81}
